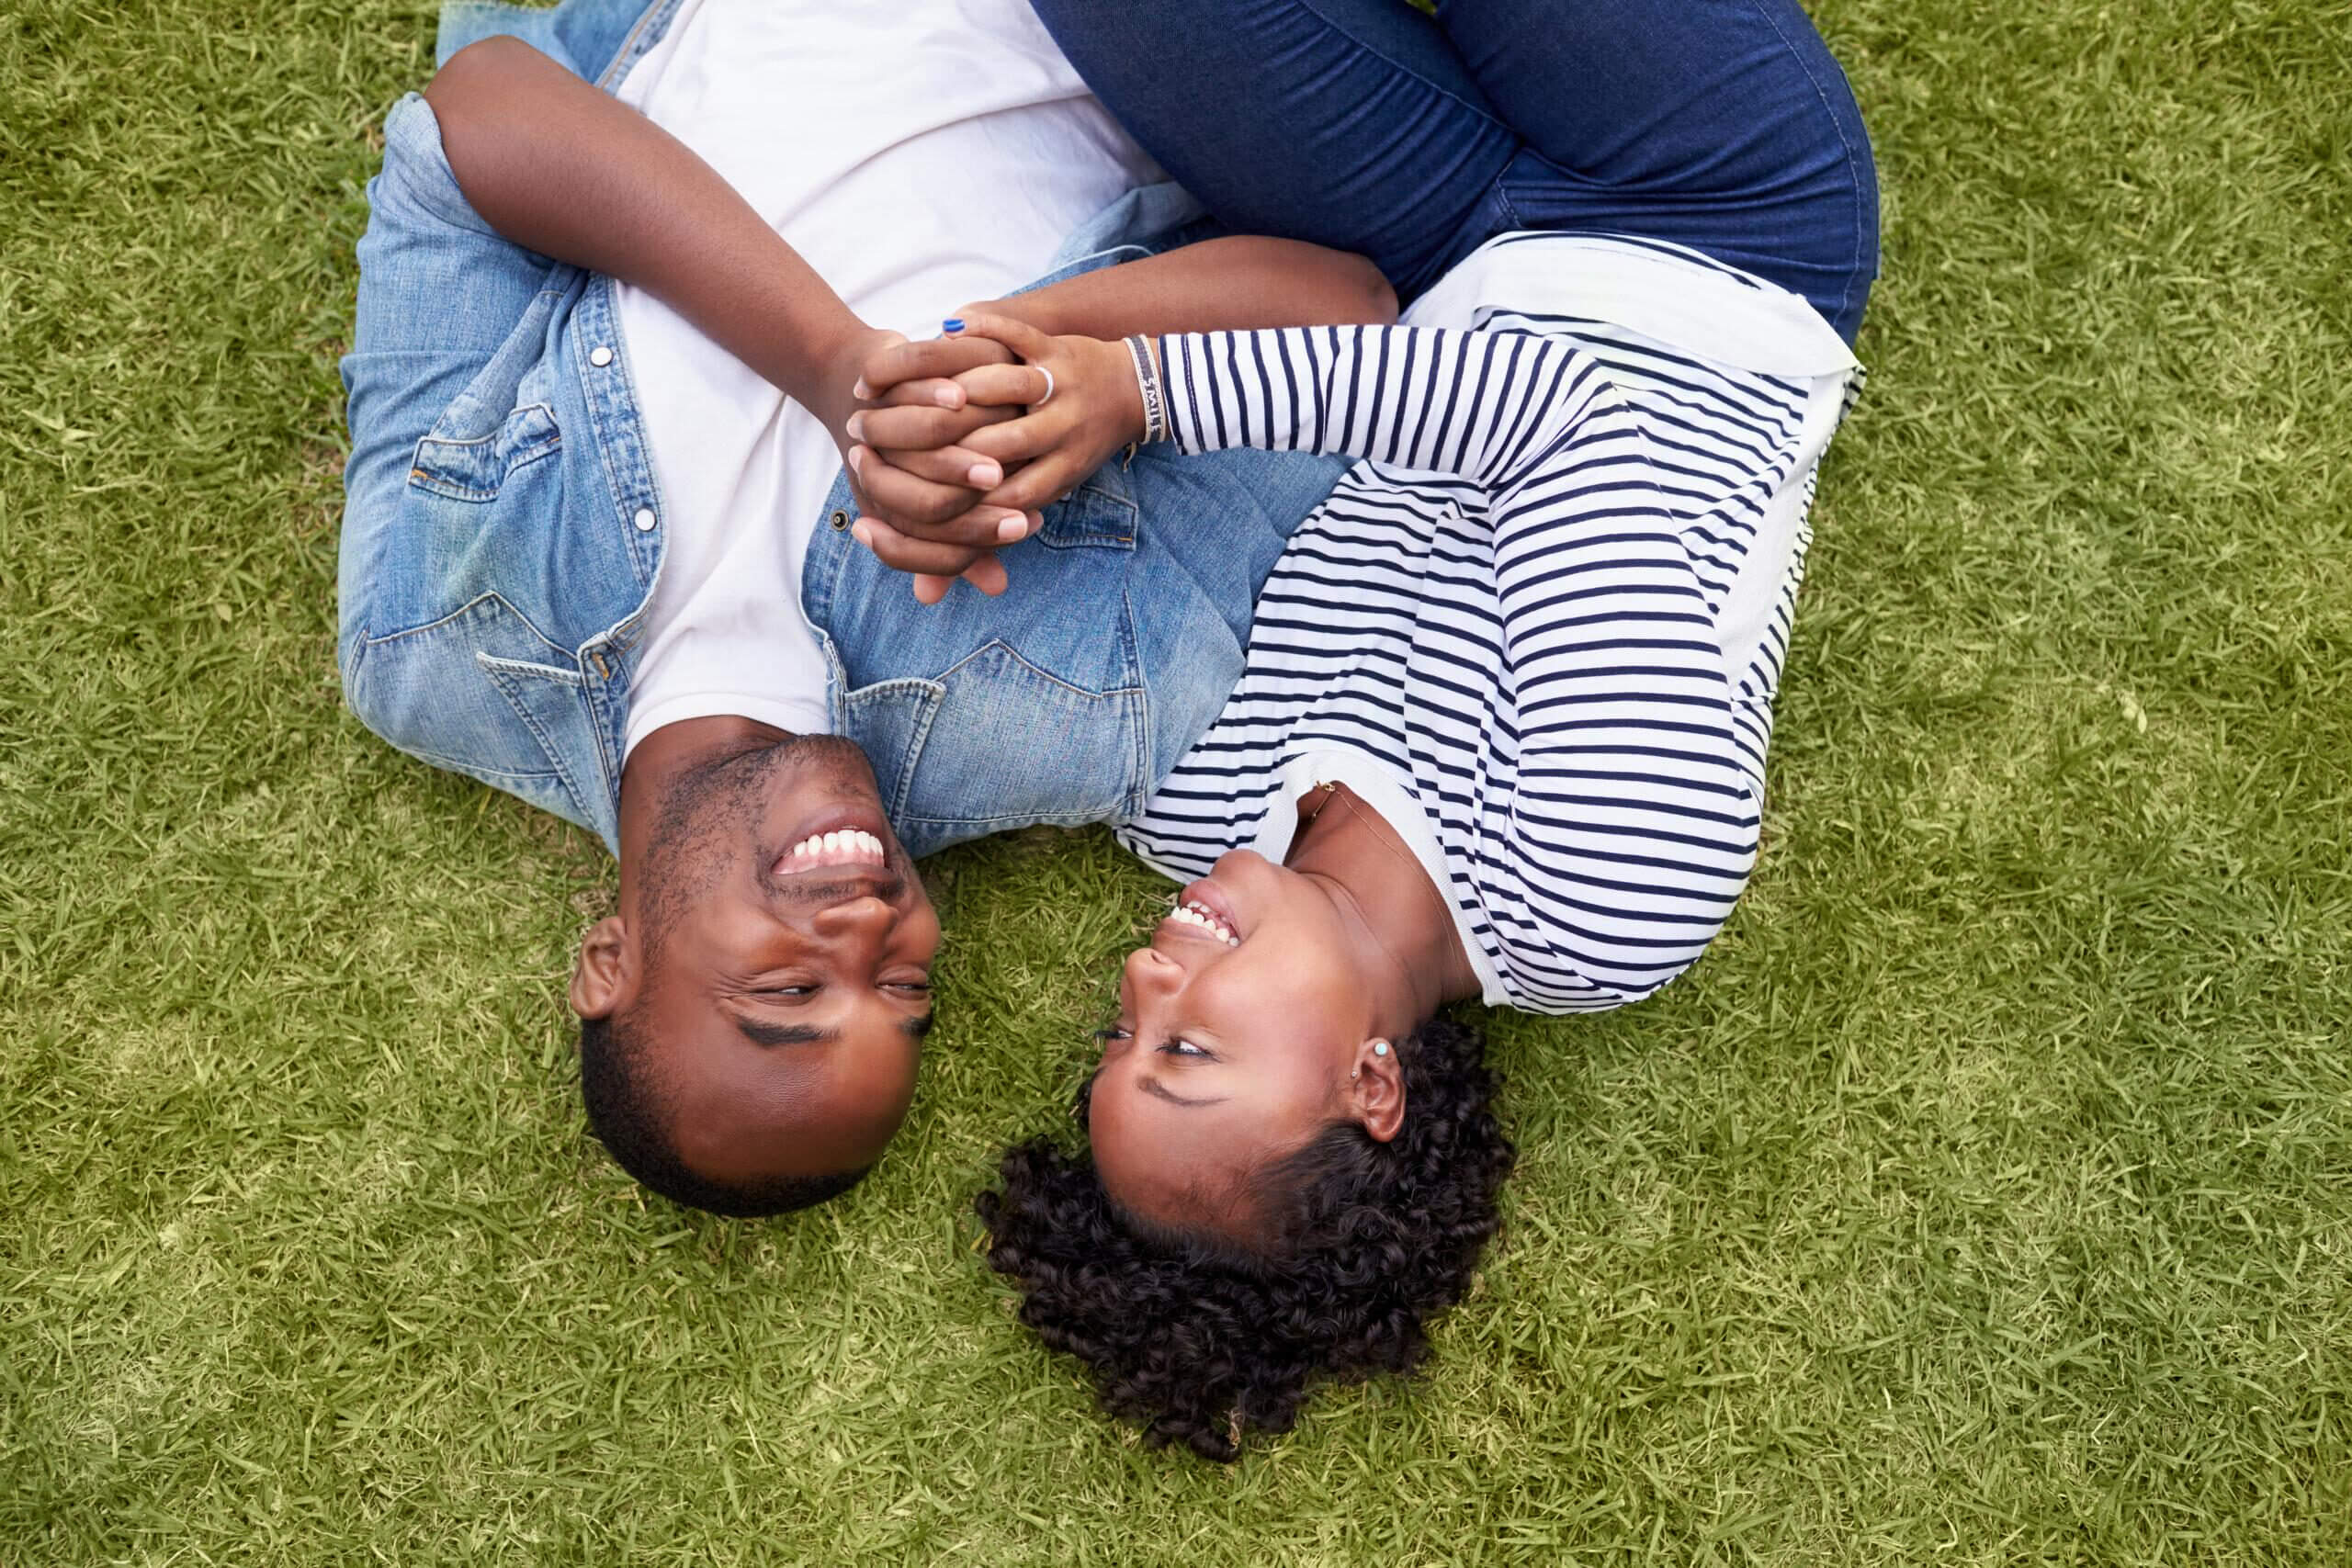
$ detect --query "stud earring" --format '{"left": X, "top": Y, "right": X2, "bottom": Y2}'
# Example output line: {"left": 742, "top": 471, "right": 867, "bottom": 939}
{"left": 1373, "top": 1042, "right": 1389, "bottom": 1057}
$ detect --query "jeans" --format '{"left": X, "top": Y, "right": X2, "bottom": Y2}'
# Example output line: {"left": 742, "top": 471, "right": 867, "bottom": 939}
{"left": 1024, "top": 0, "right": 1879, "bottom": 343}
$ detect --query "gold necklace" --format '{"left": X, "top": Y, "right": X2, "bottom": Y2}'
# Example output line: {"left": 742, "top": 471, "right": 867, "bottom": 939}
{"left": 1297, "top": 781, "right": 1457, "bottom": 931}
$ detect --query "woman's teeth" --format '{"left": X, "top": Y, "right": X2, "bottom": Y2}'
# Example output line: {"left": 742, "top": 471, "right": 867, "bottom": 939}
{"left": 1168, "top": 899, "right": 1239, "bottom": 946}
{"left": 781, "top": 829, "right": 888, "bottom": 871}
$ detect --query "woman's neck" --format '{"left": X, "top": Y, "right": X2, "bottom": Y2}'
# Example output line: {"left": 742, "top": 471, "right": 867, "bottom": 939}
{"left": 1284, "top": 784, "right": 1482, "bottom": 1034}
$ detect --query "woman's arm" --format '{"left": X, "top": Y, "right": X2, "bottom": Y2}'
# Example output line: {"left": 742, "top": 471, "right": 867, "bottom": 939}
{"left": 973, "top": 237, "right": 1396, "bottom": 339}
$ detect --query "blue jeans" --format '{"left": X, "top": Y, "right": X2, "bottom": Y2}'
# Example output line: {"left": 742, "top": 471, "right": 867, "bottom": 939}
{"left": 1024, "top": 0, "right": 1879, "bottom": 343}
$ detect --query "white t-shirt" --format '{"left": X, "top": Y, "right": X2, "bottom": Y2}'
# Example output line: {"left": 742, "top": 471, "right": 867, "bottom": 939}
{"left": 616, "top": 0, "right": 1162, "bottom": 756}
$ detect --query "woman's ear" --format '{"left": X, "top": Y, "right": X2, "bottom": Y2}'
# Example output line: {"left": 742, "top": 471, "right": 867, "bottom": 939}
{"left": 569, "top": 915, "right": 633, "bottom": 1020}
{"left": 1351, "top": 1039, "right": 1407, "bottom": 1143}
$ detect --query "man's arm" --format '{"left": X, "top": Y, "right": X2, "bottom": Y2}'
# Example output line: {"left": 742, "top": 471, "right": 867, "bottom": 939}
{"left": 421, "top": 36, "right": 888, "bottom": 456}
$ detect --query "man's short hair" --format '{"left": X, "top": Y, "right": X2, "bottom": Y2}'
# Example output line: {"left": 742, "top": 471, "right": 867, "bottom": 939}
{"left": 578, "top": 1011, "right": 870, "bottom": 1217}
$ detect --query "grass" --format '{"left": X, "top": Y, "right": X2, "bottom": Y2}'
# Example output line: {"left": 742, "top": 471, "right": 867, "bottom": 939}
{"left": 4, "top": 0, "right": 2349, "bottom": 1561}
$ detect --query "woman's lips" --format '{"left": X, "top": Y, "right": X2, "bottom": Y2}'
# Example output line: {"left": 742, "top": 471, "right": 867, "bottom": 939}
{"left": 1165, "top": 877, "right": 1244, "bottom": 945}
{"left": 1160, "top": 899, "right": 1239, "bottom": 947}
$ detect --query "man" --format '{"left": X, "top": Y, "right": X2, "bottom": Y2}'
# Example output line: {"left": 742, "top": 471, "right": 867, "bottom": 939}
{"left": 337, "top": 0, "right": 1382, "bottom": 1213}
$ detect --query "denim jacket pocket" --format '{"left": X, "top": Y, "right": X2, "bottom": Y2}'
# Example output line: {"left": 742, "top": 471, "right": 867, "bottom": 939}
{"left": 1035, "top": 461, "right": 1138, "bottom": 551}
{"left": 837, "top": 675, "right": 946, "bottom": 826}
{"left": 879, "top": 640, "right": 1147, "bottom": 856}
{"left": 408, "top": 402, "right": 562, "bottom": 502}
{"left": 347, "top": 592, "right": 599, "bottom": 834}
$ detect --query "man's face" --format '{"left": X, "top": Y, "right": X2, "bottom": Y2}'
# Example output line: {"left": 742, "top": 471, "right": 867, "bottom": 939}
{"left": 582, "top": 734, "right": 941, "bottom": 1186}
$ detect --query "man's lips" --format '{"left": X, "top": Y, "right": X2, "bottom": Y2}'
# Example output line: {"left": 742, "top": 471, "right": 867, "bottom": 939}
{"left": 775, "top": 827, "right": 889, "bottom": 878}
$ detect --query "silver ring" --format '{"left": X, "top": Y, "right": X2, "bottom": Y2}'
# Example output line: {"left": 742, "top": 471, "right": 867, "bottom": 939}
{"left": 1034, "top": 366, "right": 1055, "bottom": 407}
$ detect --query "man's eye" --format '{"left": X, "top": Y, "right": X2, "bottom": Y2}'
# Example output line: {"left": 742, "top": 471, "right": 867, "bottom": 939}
{"left": 759, "top": 986, "right": 817, "bottom": 998}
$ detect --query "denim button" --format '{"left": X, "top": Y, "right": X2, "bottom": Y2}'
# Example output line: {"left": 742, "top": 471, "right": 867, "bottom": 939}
{"left": 632, "top": 507, "right": 656, "bottom": 532}
{"left": 830, "top": 509, "right": 850, "bottom": 530}
{"left": 589, "top": 345, "right": 615, "bottom": 367}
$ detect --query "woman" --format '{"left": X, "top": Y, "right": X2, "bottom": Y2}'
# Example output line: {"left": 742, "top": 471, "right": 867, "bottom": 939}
{"left": 853, "top": 0, "right": 1876, "bottom": 1458}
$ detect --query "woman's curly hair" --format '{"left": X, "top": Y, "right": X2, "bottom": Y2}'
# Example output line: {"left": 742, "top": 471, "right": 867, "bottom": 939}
{"left": 974, "top": 1016, "right": 1512, "bottom": 1461}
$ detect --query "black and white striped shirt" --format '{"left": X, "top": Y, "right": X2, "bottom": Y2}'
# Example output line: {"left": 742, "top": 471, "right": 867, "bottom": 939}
{"left": 1117, "top": 234, "right": 1862, "bottom": 1013}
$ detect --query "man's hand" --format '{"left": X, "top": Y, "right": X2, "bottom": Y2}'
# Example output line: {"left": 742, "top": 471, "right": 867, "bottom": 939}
{"left": 833, "top": 327, "right": 1023, "bottom": 600}
{"left": 831, "top": 330, "right": 1046, "bottom": 599}
{"left": 847, "top": 313, "right": 1143, "bottom": 598}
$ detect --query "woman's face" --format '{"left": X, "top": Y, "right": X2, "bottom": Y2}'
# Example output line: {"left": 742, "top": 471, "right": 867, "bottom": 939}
{"left": 1087, "top": 850, "right": 1394, "bottom": 1244}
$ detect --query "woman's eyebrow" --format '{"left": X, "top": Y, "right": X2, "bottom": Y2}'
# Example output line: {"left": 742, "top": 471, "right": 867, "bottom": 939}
{"left": 1140, "top": 1077, "right": 1225, "bottom": 1109}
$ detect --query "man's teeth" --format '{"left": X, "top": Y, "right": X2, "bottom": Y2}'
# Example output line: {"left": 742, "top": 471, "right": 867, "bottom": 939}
{"left": 1168, "top": 899, "right": 1240, "bottom": 946}
{"left": 784, "top": 829, "right": 888, "bottom": 869}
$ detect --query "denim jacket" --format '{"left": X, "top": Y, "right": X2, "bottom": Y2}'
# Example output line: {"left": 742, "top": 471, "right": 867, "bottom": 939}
{"left": 337, "top": 0, "right": 1346, "bottom": 856}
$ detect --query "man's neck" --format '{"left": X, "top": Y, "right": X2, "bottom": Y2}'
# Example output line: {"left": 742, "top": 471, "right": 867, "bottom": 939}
{"left": 1284, "top": 785, "right": 1481, "bottom": 1036}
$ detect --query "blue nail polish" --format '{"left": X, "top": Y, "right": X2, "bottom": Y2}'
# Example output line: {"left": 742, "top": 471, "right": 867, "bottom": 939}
{"left": 941, "top": 318, "right": 965, "bottom": 334}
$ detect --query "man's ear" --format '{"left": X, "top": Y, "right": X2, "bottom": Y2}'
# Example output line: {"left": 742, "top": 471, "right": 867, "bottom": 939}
{"left": 570, "top": 915, "right": 633, "bottom": 1020}
{"left": 1351, "top": 1040, "right": 1407, "bottom": 1144}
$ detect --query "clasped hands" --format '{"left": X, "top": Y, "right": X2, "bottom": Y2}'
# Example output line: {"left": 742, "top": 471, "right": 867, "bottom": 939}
{"left": 832, "top": 315, "right": 1145, "bottom": 604}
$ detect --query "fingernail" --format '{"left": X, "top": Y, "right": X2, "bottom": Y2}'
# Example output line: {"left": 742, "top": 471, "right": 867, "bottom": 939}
{"left": 851, "top": 520, "right": 874, "bottom": 548}
{"left": 941, "top": 318, "right": 965, "bottom": 334}
{"left": 847, "top": 446, "right": 865, "bottom": 475}
{"left": 969, "top": 461, "right": 1001, "bottom": 487}
{"left": 996, "top": 513, "right": 1028, "bottom": 543}
{"left": 934, "top": 385, "right": 963, "bottom": 409}
{"left": 853, "top": 378, "right": 871, "bottom": 400}
{"left": 846, "top": 413, "right": 865, "bottom": 442}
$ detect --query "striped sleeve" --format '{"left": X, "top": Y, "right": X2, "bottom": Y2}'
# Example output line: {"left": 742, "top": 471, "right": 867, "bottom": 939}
{"left": 1159, "top": 325, "right": 1598, "bottom": 490}
{"left": 1158, "top": 324, "right": 1759, "bottom": 1003}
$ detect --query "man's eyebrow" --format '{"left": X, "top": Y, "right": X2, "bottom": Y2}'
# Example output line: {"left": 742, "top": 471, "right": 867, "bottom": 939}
{"left": 902, "top": 1012, "right": 934, "bottom": 1042}
{"left": 1140, "top": 1077, "right": 1224, "bottom": 1109}
{"left": 735, "top": 1020, "right": 838, "bottom": 1048}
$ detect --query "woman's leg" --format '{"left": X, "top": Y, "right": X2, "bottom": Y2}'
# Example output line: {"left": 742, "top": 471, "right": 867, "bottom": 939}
{"left": 1023, "top": 0, "right": 1523, "bottom": 299}
{"left": 1435, "top": 0, "right": 1879, "bottom": 340}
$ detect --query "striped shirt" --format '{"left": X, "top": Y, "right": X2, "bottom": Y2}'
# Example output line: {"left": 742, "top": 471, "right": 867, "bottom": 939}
{"left": 1116, "top": 234, "right": 1862, "bottom": 1013}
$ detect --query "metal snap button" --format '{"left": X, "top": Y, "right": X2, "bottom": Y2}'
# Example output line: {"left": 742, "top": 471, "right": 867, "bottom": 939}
{"left": 830, "top": 509, "right": 850, "bottom": 530}
{"left": 632, "top": 507, "right": 656, "bottom": 532}
{"left": 589, "top": 345, "right": 615, "bottom": 367}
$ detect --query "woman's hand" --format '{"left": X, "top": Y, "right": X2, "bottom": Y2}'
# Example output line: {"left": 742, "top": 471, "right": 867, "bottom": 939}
{"left": 848, "top": 313, "right": 1145, "bottom": 599}
{"left": 934, "top": 313, "right": 1146, "bottom": 513}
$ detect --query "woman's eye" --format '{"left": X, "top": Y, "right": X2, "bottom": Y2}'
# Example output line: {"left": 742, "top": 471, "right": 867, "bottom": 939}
{"left": 1158, "top": 1037, "right": 1211, "bottom": 1060}
{"left": 887, "top": 980, "right": 933, "bottom": 995}
{"left": 1091, "top": 1026, "right": 1133, "bottom": 1046}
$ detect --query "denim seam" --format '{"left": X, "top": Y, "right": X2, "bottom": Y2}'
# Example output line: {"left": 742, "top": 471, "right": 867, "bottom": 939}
{"left": 477, "top": 654, "right": 594, "bottom": 820}
{"left": 1291, "top": 0, "right": 1511, "bottom": 136}
{"left": 933, "top": 638, "right": 1141, "bottom": 702}
{"left": 1737, "top": 0, "right": 1873, "bottom": 334}
{"left": 361, "top": 589, "right": 566, "bottom": 661}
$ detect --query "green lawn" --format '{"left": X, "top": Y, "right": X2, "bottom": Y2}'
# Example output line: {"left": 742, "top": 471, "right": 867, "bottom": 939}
{"left": 6, "top": 1, "right": 2349, "bottom": 1562}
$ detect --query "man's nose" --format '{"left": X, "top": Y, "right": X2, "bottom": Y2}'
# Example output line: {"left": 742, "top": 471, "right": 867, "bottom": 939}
{"left": 811, "top": 895, "right": 895, "bottom": 943}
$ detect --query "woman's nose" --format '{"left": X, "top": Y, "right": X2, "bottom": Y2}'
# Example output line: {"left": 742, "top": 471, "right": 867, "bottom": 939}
{"left": 1121, "top": 943, "right": 1182, "bottom": 995}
